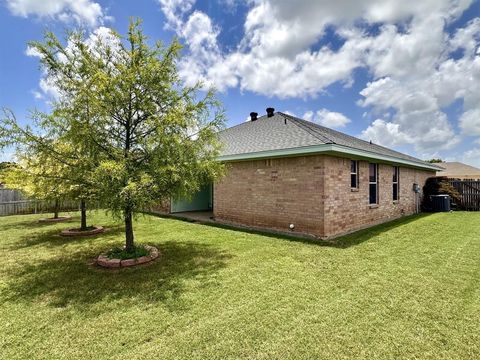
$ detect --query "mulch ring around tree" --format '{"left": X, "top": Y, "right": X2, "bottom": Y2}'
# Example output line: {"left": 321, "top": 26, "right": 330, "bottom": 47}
{"left": 97, "top": 245, "right": 159, "bottom": 269}
{"left": 60, "top": 226, "right": 105, "bottom": 237}
{"left": 38, "top": 216, "right": 72, "bottom": 223}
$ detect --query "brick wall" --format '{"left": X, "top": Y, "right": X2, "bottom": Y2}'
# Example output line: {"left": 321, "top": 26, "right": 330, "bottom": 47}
{"left": 322, "top": 156, "right": 433, "bottom": 238}
{"left": 150, "top": 198, "right": 171, "bottom": 213}
{"left": 214, "top": 154, "right": 434, "bottom": 238}
{"left": 214, "top": 156, "right": 326, "bottom": 237}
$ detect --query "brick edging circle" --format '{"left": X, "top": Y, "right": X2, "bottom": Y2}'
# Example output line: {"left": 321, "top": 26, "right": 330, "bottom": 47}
{"left": 97, "top": 245, "right": 159, "bottom": 268}
{"left": 60, "top": 226, "right": 105, "bottom": 237}
{"left": 38, "top": 216, "right": 72, "bottom": 223}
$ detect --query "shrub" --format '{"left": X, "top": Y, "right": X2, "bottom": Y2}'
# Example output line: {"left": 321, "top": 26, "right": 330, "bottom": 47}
{"left": 422, "top": 176, "right": 461, "bottom": 211}
{"left": 106, "top": 245, "right": 149, "bottom": 260}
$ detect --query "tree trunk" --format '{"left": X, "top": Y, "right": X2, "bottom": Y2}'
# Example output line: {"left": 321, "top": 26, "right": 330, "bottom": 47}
{"left": 80, "top": 200, "right": 87, "bottom": 231}
{"left": 53, "top": 199, "right": 59, "bottom": 219}
{"left": 124, "top": 206, "right": 134, "bottom": 252}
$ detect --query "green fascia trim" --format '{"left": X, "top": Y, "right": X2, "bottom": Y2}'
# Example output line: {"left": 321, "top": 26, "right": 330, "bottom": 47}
{"left": 218, "top": 144, "right": 332, "bottom": 162}
{"left": 218, "top": 144, "right": 442, "bottom": 171}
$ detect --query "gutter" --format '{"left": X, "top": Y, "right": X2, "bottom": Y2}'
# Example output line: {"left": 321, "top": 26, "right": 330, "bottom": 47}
{"left": 218, "top": 144, "right": 443, "bottom": 171}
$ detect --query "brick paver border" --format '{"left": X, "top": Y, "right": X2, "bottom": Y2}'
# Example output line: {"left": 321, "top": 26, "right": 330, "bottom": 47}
{"left": 97, "top": 245, "right": 159, "bottom": 268}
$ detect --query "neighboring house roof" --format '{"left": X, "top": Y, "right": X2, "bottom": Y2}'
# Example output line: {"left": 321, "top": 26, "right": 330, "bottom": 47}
{"left": 436, "top": 162, "right": 480, "bottom": 178}
{"left": 218, "top": 112, "right": 441, "bottom": 171}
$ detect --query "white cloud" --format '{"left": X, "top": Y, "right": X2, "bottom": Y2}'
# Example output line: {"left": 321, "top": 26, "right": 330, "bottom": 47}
{"left": 6, "top": 0, "right": 108, "bottom": 27}
{"left": 159, "top": 0, "right": 476, "bottom": 98}
{"left": 430, "top": 56, "right": 480, "bottom": 113}
{"left": 155, "top": 0, "right": 480, "bottom": 156}
{"left": 460, "top": 108, "right": 480, "bottom": 135}
{"left": 282, "top": 110, "right": 296, "bottom": 117}
{"left": 38, "top": 77, "right": 61, "bottom": 100}
{"left": 28, "top": 27, "right": 120, "bottom": 101}
{"left": 450, "top": 18, "right": 480, "bottom": 56}
{"left": 84, "top": 26, "right": 122, "bottom": 58}
{"left": 240, "top": 0, "right": 469, "bottom": 59}
{"left": 181, "top": 11, "right": 219, "bottom": 53}
{"left": 303, "top": 109, "right": 351, "bottom": 128}
{"left": 158, "top": 0, "right": 368, "bottom": 95}
{"left": 360, "top": 16, "right": 448, "bottom": 79}
{"left": 461, "top": 147, "right": 480, "bottom": 167}
{"left": 356, "top": 15, "right": 480, "bottom": 153}
{"left": 156, "top": 3, "right": 238, "bottom": 91}
{"left": 177, "top": 11, "right": 238, "bottom": 90}
{"left": 25, "top": 46, "right": 42, "bottom": 57}
{"left": 17, "top": 0, "right": 478, "bottom": 159}
{"left": 232, "top": 43, "right": 361, "bottom": 98}
{"left": 360, "top": 119, "right": 413, "bottom": 147}
{"left": 157, "top": 0, "right": 195, "bottom": 30}
{"left": 358, "top": 77, "right": 462, "bottom": 152}
{"left": 31, "top": 90, "right": 43, "bottom": 100}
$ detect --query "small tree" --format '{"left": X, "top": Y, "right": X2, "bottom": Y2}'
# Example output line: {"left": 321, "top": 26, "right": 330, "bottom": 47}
{"left": 0, "top": 162, "right": 15, "bottom": 171}
{"left": 47, "top": 108, "right": 101, "bottom": 230}
{"left": 0, "top": 162, "right": 15, "bottom": 187}
{"left": 425, "top": 158, "right": 443, "bottom": 163}
{"left": 1, "top": 110, "right": 71, "bottom": 219}
{"left": 0, "top": 109, "right": 98, "bottom": 228}
{"left": 31, "top": 20, "right": 225, "bottom": 252}
{"left": 3, "top": 151, "right": 70, "bottom": 219}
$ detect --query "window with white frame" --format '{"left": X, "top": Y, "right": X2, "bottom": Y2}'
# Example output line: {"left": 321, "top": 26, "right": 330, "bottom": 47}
{"left": 350, "top": 160, "right": 359, "bottom": 189}
{"left": 369, "top": 163, "right": 378, "bottom": 204}
{"left": 393, "top": 166, "right": 399, "bottom": 201}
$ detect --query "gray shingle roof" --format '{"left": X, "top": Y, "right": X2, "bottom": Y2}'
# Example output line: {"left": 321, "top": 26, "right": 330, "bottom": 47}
{"left": 218, "top": 112, "right": 434, "bottom": 168}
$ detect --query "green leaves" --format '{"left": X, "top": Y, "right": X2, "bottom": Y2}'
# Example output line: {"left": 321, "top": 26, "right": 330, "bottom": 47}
{"left": 3, "top": 19, "right": 225, "bottom": 247}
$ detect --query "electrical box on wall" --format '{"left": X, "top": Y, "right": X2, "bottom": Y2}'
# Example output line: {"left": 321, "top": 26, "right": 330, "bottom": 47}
{"left": 413, "top": 183, "right": 420, "bottom": 193}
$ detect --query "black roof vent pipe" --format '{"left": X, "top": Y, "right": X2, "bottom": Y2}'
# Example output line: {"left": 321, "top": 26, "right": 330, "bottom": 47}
{"left": 266, "top": 107, "right": 275, "bottom": 117}
{"left": 250, "top": 112, "right": 258, "bottom": 121}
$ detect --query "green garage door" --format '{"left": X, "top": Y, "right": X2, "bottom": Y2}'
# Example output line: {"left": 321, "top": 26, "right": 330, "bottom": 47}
{"left": 171, "top": 184, "right": 213, "bottom": 213}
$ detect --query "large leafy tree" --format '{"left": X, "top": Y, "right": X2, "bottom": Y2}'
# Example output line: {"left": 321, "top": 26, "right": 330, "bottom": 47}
{"left": 30, "top": 20, "right": 225, "bottom": 251}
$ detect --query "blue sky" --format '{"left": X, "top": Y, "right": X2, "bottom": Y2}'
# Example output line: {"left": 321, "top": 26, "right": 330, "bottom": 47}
{"left": 1, "top": 0, "right": 480, "bottom": 166}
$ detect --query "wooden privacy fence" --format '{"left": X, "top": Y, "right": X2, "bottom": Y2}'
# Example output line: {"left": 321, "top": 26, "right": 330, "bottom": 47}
{"left": 449, "top": 179, "right": 480, "bottom": 211}
{"left": 0, "top": 189, "right": 79, "bottom": 216}
{"left": 0, "top": 188, "right": 24, "bottom": 203}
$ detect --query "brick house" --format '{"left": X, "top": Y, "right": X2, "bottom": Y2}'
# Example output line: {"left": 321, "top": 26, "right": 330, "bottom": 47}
{"left": 158, "top": 109, "right": 441, "bottom": 239}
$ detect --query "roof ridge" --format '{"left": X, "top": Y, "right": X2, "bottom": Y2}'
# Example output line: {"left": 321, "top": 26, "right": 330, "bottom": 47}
{"left": 217, "top": 114, "right": 269, "bottom": 134}
{"left": 218, "top": 111, "right": 435, "bottom": 168}
{"left": 278, "top": 112, "right": 335, "bottom": 144}
{"left": 278, "top": 112, "right": 427, "bottom": 165}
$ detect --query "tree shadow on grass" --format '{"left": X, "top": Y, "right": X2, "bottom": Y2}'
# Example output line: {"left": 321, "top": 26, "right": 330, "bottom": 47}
{"left": 8, "top": 224, "right": 125, "bottom": 250}
{"left": 327, "top": 213, "right": 434, "bottom": 249}
{"left": 3, "top": 241, "right": 232, "bottom": 313}
{"left": 0, "top": 216, "right": 78, "bottom": 232}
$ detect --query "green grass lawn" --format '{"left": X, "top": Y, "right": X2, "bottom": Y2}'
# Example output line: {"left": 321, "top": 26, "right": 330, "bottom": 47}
{"left": 0, "top": 211, "right": 479, "bottom": 359}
